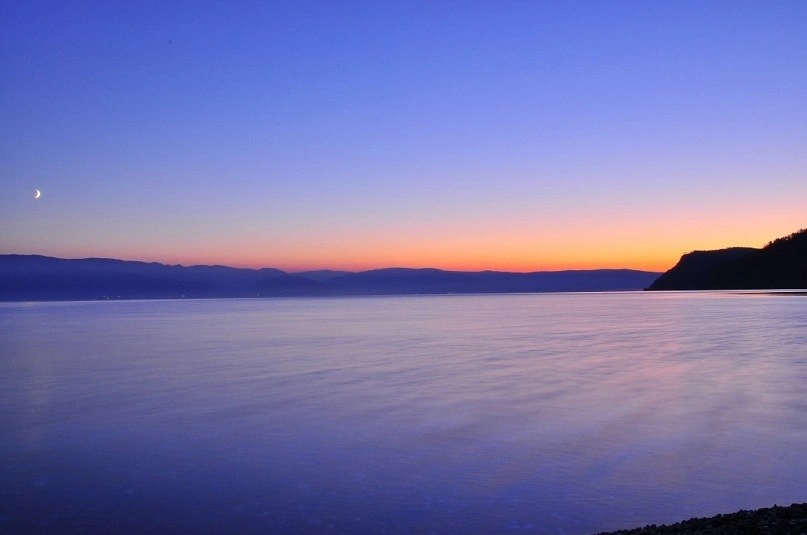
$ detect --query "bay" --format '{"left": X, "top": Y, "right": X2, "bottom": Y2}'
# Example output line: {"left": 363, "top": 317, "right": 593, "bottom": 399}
{"left": 1, "top": 292, "right": 806, "bottom": 533}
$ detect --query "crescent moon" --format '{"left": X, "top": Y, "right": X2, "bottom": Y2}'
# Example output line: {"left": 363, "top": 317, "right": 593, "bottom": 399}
{"left": 34, "top": 189, "right": 41, "bottom": 199}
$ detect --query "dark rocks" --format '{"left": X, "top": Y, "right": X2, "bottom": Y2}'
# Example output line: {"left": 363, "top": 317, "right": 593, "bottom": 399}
{"left": 598, "top": 503, "right": 807, "bottom": 534}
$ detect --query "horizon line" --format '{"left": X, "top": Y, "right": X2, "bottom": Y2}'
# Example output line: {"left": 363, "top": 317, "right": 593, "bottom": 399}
{"left": 1, "top": 251, "right": 667, "bottom": 274}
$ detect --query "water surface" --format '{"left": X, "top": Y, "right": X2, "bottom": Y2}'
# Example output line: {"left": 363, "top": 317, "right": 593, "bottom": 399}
{"left": 1, "top": 292, "right": 806, "bottom": 533}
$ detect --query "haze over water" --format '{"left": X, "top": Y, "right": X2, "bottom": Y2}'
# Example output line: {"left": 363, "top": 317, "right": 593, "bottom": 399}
{"left": 2, "top": 292, "right": 806, "bottom": 533}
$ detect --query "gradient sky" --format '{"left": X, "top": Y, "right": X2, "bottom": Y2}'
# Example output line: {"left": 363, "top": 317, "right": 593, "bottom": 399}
{"left": 2, "top": 1, "right": 805, "bottom": 272}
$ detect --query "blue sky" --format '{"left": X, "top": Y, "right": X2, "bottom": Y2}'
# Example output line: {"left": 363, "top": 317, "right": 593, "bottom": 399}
{"left": 2, "top": 1, "right": 805, "bottom": 271}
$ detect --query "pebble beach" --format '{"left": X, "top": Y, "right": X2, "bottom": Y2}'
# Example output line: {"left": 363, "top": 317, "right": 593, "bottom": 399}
{"left": 599, "top": 503, "right": 807, "bottom": 534}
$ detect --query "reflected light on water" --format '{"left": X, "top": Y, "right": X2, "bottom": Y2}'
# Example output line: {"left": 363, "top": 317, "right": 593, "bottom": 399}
{"left": 1, "top": 292, "right": 806, "bottom": 533}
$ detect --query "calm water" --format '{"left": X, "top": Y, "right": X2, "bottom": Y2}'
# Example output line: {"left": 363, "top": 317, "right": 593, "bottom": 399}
{"left": 1, "top": 292, "right": 806, "bottom": 534}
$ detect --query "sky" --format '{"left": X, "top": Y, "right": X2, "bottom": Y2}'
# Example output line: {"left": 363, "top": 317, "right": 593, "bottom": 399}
{"left": 1, "top": 1, "right": 805, "bottom": 273}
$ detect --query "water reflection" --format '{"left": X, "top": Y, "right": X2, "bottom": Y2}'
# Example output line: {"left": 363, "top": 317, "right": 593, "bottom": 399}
{"left": 1, "top": 293, "right": 805, "bottom": 533}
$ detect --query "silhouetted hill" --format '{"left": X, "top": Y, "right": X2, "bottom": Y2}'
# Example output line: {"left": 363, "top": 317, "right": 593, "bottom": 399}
{"left": 645, "top": 248, "right": 758, "bottom": 290}
{"left": 294, "top": 270, "right": 351, "bottom": 282}
{"left": 647, "top": 228, "right": 807, "bottom": 290}
{"left": 0, "top": 254, "right": 661, "bottom": 301}
{"left": 254, "top": 274, "right": 326, "bottom": 297}
{"left": 0, "top": 255, "right": 283, "bottom": 300}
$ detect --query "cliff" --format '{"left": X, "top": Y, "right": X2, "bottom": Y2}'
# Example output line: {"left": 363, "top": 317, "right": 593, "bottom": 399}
{"left": 647, "top": 228, "right": 807, "bottom": 290}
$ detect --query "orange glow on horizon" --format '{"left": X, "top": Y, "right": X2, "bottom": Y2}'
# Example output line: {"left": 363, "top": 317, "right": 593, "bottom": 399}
{"left": 29, "top": 215, "right": 802, "bottom": 275}
{"left": 124, "top": 245, "right": 679, "bottom": 274}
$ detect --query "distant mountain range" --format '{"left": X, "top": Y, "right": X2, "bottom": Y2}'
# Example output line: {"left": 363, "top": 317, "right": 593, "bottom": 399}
{"left": 5, "top": 227, "right": 803, "bottom": 300}
{"left": 647, "top": 228, "right": 807, "bottom": 290}
{"left": 0, "top": 255, "right": 661, "bottom": 301}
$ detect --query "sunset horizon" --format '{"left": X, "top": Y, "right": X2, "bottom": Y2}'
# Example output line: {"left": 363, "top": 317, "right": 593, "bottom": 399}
{"left": 5, "top": 220, "right": 799, "bottom": 274}
{"left": 2, "top": 2, "right": 805, "bottom": 532}
{"left": 3, "top": 3, "right": 804, "bottom": 278}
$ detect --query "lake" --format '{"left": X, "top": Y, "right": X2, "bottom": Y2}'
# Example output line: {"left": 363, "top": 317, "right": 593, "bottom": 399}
{"left": 1, "top": 292, "right": 806, "bottom": 533}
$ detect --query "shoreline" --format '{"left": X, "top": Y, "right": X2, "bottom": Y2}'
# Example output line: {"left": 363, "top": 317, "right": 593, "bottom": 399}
{"left": 599, "top": 503, "right": 807, "bottom": 534}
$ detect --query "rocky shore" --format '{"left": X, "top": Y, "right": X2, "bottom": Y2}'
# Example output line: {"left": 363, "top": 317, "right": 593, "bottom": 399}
{"left": 598, "top": 503, "right": 807, "bottom": 534}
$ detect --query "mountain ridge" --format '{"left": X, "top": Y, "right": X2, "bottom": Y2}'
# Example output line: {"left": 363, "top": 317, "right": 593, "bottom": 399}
{"left": 646, "top": 228, "right": 807, "bottom": 290}
{"left": 0, "top": 254, "right": 660, "bottom": 301}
